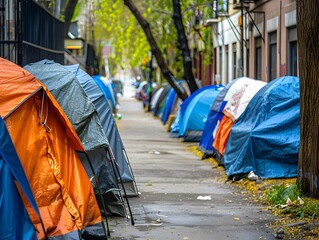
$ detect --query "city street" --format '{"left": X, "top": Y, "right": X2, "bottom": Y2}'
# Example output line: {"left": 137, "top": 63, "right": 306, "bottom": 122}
{"left": 107, "top": 85, "right": 275, "bottom": 240}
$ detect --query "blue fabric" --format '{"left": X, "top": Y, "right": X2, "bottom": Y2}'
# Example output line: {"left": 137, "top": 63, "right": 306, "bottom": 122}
{"left": 178, "top": 85, "right": 224, "bottom": 138}
{"left": 161, "top": 88, "right": 177, "bottom": 124}
{"left": 199, "top": 80, "right": 237, "bottom": 153}
{"left": 170, "top": 110, "right": 181, "bottom": 134}
{"left": 198, "top": 101, "right": 227, "bottom": 153}
{"left": 93, "top": 75, "right": 117, "bottom": 110}
{"left": 0, "top": 117, "right": 38, "bottom": 239}
{"left": 223, "top": 76, "right": 300, "bottom": 179}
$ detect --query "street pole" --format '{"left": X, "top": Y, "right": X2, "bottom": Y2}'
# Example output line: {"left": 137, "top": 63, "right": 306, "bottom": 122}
{"left": 239, "top": 0, "right": 244, "bottom": 77}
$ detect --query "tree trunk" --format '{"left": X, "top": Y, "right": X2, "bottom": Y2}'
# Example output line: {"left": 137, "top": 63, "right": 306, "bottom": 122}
{"left": 297, "top": 0, "right": 319, "bottom": 197}
{"left": 124, "top": 0, "right": 188, "bottom": 101}
{"left": 64, "top": 0, "right": 78, "bottom": 38}
{"left": 172, "top": 0, "right": 199, "bottom": 93}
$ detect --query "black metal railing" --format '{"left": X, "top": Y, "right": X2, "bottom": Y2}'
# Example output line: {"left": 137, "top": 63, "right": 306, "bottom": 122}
{"left": 0, "top": 0, "right": 64, "bottom": 66}
{"left": 0, "top": 0, "right": 19, "bottom": 63}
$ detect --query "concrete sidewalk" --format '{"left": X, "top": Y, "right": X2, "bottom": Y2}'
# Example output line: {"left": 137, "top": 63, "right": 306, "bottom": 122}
{"left": 108, "top": 95, "right": 275, "bottom": 240}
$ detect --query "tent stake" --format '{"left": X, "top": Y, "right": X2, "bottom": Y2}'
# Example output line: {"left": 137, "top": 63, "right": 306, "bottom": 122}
{"left": 84, "top": 152, "right": 110, "bottom": 237}
{"left": 106, "top": 147, "right": 135, "bottom": 226}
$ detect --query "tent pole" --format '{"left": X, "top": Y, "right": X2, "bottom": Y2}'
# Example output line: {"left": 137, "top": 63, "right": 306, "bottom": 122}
{"left": 105, "top": 147, "right": 135, "bottom": 226}
{"left": 123, "top": 148, "right": 139, "bottom": 197}
{"left": 105, "top": 149, "right": 129, "bottom": 218}
{"left": 84, "top": 152, "right": 110, "bottom": 237}
{"left": 39, "top": 218, "right": 48, "bottom": 239}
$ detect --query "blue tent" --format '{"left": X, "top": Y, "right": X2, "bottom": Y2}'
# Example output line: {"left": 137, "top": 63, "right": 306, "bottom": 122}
{"left": 0, "top": 117, "right": 40, "bottom": 239}
{"left": 161, "top": 88, "right": 177, "bottom": 124}
{"left": 199, "top": 79, "right": 238, "bottom": 154}
{"left": 93, "top": 75, "right": 117, "bottom": 113}
{"left": 177, "top": 85, "right": 224, "bottom": 142}
{"left": 223, "top": 76, "right": 300, "bottom": 179}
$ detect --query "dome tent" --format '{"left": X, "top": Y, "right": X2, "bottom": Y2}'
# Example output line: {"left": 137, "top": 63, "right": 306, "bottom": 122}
{"left": 65, "top": 64, "right": 138, "bottom": 198}
{"left": 176, "top": 85, "right": 224, "bottom": 142}
{"left": 1, "top": 57, "right": 104, "bottom": 239}
{"left": 25, "top": 60, "right": 127, "bottom": 217}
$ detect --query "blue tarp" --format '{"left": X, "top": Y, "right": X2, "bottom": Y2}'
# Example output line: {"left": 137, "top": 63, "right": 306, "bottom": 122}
{"left": 161, "top": 88, "right": 177, "bottom": 124}
{"left": 178, "top": 85, "right": 224, "bottom": 141}
{"left": 0, "top": 117, "right": 39, "bottom": 239}
{"left": 223, "top": 76, "right": 300, "bottom": 179}
{"left": 199, "top": 80, "right": 238, "bottom": 153}
{"left": 93, "top": 75, "right": 117, "bottom": 112}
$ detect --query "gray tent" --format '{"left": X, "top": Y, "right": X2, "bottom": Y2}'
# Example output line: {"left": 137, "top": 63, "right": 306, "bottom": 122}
{"left": 65, "top": 64, "right": 138, "bottom": 197}
{"left": 24, "top": 60, "right": 126, "bottom": 217}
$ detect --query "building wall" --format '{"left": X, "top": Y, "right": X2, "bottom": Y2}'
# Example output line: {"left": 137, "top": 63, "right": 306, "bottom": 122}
{"left": 213, "top": 11, "right": 243, "bottom": 85}
{"left": 212, "top": 0, "right": 297, "bottom": 85}
{"left": 249, "top": 0, "right": 296, "bottom": 82}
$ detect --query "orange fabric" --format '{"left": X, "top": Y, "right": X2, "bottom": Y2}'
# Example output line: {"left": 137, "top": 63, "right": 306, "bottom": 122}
{"left": 0, "top": 57, "right": 83, "bottom": 152}
{"left": 212, "top": 115, "right": 234, "bottom": 156}
{"left": 0, "top": 58, "right": 41, "bottom": 117}
{"left": 0, "top": 58, "right": 102, "bottom": 239}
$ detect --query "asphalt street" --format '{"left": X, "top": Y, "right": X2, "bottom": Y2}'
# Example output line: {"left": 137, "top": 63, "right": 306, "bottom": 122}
{"left": 107, "top": 86, "right": 275, "bottom": 240}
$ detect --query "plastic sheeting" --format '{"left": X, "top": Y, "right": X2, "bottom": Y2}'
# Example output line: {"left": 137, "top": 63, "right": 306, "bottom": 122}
{"left": 213, "top": 78, "right": 257, "bottom": 157}
{"left": 0, "top": 58, "right": 103, "bottom": 239}
{"left": 199, "top": 79, "right": 238, "bottom": 153}
{"left": 224, "top": 76, "right": 300, "bottom": 179}
{"left": 0, "top": 117, "right": 38, "bottom": 240}
{"left": 178, "top": 85, "right": 224, "bottom": 142}
{"left": 67, "top": 65, "right": 138, "bottom": 197}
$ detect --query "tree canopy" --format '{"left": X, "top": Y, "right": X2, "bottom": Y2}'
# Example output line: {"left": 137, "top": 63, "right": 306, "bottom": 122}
{"left": 94, "top": 0, "right": 213, "bottom": 81}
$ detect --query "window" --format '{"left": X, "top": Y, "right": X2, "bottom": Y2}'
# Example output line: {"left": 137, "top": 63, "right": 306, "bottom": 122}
{"left": 269, "top": 32, "right": 277, "bottom": 81}
{"left": 233, "top": 42, "right": 237, "bottom": 78}
{"left": 288, "top": 27, "right": 298, "bottom": 76}
{"left": 255, "top": 37, "right": 262, "bottom": 80}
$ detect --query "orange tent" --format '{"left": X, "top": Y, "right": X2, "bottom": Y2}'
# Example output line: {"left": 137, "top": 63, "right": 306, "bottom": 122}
{"left": 0, "top": 58, "right": 103, "bottom": 239}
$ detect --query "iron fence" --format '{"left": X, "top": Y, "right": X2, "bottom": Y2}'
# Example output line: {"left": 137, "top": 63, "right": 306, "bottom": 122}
{"left": 0, "top": 0, "right": 64, "bottom": 66}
